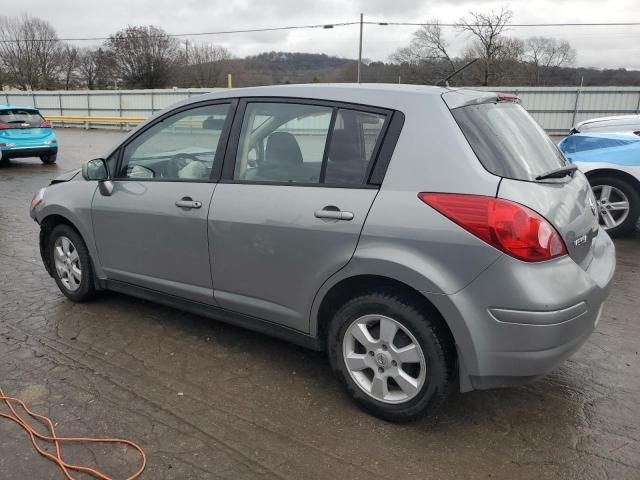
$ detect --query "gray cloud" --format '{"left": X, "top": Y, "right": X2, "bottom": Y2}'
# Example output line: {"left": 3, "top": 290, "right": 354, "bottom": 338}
{"left": 1, "top": 0, "right": 638, "bottom": 69}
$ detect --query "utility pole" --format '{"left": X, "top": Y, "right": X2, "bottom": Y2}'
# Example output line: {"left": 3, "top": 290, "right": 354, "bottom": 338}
{"left": 357, "top": 13, "right": 363, "bottom": 83}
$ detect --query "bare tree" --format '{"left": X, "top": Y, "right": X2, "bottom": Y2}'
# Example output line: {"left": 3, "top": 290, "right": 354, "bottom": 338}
{"left": 0, "top": 15, "right": 62, "bottom": 89}
{"left": 457, "top": 6, "right": 513, "bottom": 86}
{"left": 185, "top": 42, "right": 232, "bottom": 87}
{"left": 105, "top": 25, "right": 180, "bottom": 88}
{"left": 525, "top": 36, "right": 576, "bottom": 84}
{"left": 77, "top": 47, "right": 116, "bottom": 89}
{"left": 391, "top": 20, "right": 455, "bottom": 73}
{"left": 60, "top": 44, "right": 80, "bottom": 89}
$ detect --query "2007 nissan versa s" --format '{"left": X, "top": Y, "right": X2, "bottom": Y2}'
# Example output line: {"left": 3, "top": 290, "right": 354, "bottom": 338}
{"left": 30, "top": 84, "right": 615, "bottom": 422}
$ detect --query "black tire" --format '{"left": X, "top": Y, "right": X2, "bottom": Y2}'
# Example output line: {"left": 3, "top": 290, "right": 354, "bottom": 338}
{"left": 0, "top": 155, "right": 8, "bottom": 167}
{"left": 589, "top": 175, "right": 640, "bottom": 237}
{"left": 48, "top": 224, "right": 96, "bottom": 302}
{"left": 327, "top": 290, "right": 456, "bottom": 422}
{"left": 40, "top": 153, "right": 57, "bottom": 164}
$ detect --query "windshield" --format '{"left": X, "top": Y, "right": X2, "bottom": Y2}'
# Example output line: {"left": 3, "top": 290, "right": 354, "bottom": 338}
{"left": 452, "top": 102, "right": 567, "bottom": 181}
{"left": 0, "top": 109, "right": 46, "bottom": 128}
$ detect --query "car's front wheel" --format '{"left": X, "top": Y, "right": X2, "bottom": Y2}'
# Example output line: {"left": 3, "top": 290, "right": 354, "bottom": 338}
{"left": 48, "top": 224, "right": 96, "bottom": 302}
{"left": 590, "top": 175, "right": 640, "bottom": 237}
{"left": 328, "top": 290, "right": 456, "bottom": 422}
{"left": 40, "top": 153, "right": 57, "bottom": 164}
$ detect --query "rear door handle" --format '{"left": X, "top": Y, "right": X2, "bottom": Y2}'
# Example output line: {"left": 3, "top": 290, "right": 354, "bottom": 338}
{"left": 314, "top": 209, "right": 354, "bottom": 221}
{"left": 175, "top": 197, "right": 202, "bottom": 209}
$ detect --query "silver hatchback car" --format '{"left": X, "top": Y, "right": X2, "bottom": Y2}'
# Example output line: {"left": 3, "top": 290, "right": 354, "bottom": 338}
{"left": 30, "top": 85, "right": 615, "bottom": 421}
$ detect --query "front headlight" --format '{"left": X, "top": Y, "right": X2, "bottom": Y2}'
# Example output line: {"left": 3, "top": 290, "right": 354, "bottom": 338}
{"left": 30, "top": 188, "right": 46, "bottom": 217}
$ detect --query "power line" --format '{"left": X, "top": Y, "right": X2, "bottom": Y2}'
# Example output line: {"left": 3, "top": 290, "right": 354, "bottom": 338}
{"left": 373, "top": 21, "right": 640, "bottom": 27}
{"left": 0, "top": 19, "right": 639, "bottom": 44}
{"left": 0, "top": 22, "right": 359, "bottom": 43}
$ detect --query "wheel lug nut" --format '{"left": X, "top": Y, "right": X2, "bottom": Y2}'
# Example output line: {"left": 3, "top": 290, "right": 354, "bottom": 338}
{"left": 392, "top": 360, "right": 397, "bottom": 366}
{"left": 381, "top": 344, "right": 387, "bottom": 351}
{"left": 369, "top": 351, "right": 374, "bottom": 356}
{"left": 378, "top": 367, "right": 384, "bottom": 373}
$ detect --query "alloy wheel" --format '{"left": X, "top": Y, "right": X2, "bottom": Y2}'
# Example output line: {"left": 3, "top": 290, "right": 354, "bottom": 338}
{"left": 53, "top": 236, "right": 82, "bottom": 292}
{"left": 593, "top": 184, "right": 630, "bottom": 230}
{"left": 342, "top": 314, "right": 427, "bottom": 404}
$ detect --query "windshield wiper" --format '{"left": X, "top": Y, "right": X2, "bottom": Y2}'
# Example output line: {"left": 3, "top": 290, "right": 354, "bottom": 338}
{"left": 535, "top": 164, "right": 578, "bottom": 181}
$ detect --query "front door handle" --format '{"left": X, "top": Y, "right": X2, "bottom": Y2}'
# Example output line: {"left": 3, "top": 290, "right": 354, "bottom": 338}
{"left": 175, "top": 197, "right": 202, "bottom": 209}
{"left": 314, "top": 207, "right": 354, "bottom": 221}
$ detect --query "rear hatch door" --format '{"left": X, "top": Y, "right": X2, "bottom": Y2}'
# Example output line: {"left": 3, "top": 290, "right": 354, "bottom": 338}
{"left": 449, "top": 97, "right": 599, "bottom": 270}
{"left": 0, "top": 108, "right": 52, "bottom": 143}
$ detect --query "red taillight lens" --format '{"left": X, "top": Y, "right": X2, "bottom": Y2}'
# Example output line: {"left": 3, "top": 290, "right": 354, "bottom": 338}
{"left": 418, "top": 193, "right": 567, "bottom": 262}
{"left": 0, "top": 123, "right": 9, "bottom": 130}
{"left": 40, "top": 121, "right": 52, "bottom": 128}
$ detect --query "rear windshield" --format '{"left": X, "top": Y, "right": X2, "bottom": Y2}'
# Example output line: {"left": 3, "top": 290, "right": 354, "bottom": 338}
{"left": 0, "top": 109, "right": 45, "bottom": 128}
{"left": 451, "top": 102, "right": 567, "bottom": 181}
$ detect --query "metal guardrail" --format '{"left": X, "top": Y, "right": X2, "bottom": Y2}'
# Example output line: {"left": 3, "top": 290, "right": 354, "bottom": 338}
{"left": 45, "top": 115, "right": 146, "bottom": 130}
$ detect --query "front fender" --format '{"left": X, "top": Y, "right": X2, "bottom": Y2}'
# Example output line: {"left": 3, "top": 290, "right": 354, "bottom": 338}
{"left": 36, "top": 182, "right": 104, "bottom": 279}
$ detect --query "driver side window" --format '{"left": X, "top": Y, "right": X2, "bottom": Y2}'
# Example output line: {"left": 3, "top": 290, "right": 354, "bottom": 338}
{"left": 118, "top": 103, "right": 230, "bottom": 181}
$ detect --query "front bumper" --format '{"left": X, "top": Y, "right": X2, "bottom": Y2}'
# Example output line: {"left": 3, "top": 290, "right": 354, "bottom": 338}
{"left": 431, "top": 227, "right": 616, "bottom": 391}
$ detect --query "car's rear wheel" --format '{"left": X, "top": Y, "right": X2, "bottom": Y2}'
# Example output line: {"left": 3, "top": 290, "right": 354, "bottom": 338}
{"left": 40, "top": 153, "right": 57, "bottom": 164}
{"left": 590, "top": 175, "right": 640, "bottom": 237}
{"left": 49, "top": 224, "right": 96, "bottom": 302}
{"left": 328, "top": 290, "right": 455, "bottom": 422}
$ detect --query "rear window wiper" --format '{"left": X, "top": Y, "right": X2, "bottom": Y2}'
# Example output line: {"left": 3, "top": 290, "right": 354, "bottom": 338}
{"left": 535, "top": 164, "right": 578, "bottom": 181}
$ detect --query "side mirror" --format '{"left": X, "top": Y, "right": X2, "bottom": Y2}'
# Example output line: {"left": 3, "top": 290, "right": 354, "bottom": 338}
{"left": 82, "top": 158, "right": 114, "bottom": 196}
{"left": 82, "top": 158, "right": 109, "bottom": 181}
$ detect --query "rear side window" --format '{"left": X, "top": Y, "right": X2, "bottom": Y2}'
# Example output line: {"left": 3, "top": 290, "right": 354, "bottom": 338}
{"left": 233, "top": 102, "right": 388, "bottom": 186}
{"left": 234, "top": 102, "right": 333, "bottom": 184}
{"left": 0, "top": 109, "right": 45, "bottom": 128}
{"left": 452, "top": 102, "right": 566, "bottom": 181}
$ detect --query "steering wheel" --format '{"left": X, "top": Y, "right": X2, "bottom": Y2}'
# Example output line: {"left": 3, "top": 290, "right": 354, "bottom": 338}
{"left": 166, "top": 153, "right": 204, "bottom": 178}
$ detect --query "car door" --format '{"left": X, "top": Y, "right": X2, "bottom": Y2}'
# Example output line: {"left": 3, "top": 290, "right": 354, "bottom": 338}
{"left": 209, "top": 99, "right": 392, "bottom": 331}
{"left": 91, "top": 101, "right": 235, "bottom": 304}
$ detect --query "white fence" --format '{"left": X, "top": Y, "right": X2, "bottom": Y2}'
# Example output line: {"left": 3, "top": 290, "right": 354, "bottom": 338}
{"left": 477, "top": 86, "right": 640, "bottom": 134}
{"left": 2, "top": 86, "right": 640, "bottom": 134}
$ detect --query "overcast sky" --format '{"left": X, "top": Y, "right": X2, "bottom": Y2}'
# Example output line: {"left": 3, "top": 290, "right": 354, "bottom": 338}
{"left": 4, "top": 0, "right": 640, "bottom": 70}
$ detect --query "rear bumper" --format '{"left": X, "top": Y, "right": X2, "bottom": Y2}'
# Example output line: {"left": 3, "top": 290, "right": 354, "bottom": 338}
{"left": 430, "top": 228, "right": 616, "bottom": 391}
{"left": 1, "top": 146, "right": 57, "bottom": 159}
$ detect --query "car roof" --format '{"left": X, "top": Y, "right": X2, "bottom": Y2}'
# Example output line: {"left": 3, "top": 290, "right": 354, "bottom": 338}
{"left": 173, "top": 83, "right": 496, "bottom": 112}
{"left": 0, "top": 104, "right": 39, "bottom": 112}
{"left": 577, "top": 114, "right": 640, "bottom": 126}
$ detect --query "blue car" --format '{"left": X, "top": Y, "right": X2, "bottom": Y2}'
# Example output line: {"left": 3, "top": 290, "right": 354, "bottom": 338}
{"left": 558, "top": 132, "right": 640, "bottom": 236}
{"left": 0, "top": 105, "right": 58, "bottom": 165}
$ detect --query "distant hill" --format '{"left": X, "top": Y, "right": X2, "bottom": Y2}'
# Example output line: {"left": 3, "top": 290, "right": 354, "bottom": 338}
{"left": 222, "top": 52, "right": 356, "bottom": 87}
{"left": 188, "top": 51, "right": 640, "bottom": 88}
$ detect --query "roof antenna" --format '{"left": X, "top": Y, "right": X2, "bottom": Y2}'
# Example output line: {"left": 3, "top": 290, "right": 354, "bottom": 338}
{"left": 435, "top": 58, "right": 479, "bottom": 87}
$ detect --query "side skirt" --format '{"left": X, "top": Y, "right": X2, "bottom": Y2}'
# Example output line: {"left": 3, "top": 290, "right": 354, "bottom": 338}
{"left": 101, "top": 279, "right": 325, "bottom": 351}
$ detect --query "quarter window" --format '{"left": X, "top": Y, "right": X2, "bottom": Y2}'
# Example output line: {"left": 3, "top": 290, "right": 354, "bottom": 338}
{"left": 324, "top": 109, "right": 386, "bottom": 185}
{"left": 119, "top": 103, "right": 230, "bottom": 181}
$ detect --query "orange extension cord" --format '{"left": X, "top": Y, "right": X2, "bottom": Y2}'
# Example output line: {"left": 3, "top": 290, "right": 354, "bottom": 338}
{"left": 0, "top": 386, "right": 146, "bottom": 480}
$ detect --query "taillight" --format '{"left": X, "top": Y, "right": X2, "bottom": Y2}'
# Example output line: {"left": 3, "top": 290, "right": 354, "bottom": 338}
{"left": 418, "top": 193, "right": 567, "bottom": 262}
{"left": 40, "top": 121, "right": 52, "bottom": 128}
{"left": 0, "top": 123, "right": 9, "bottom": 130}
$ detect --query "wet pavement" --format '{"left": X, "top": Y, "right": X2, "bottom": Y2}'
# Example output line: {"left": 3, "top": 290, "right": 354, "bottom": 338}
{"left": 1, "top": 128, "right": 639, "bottom": 479}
